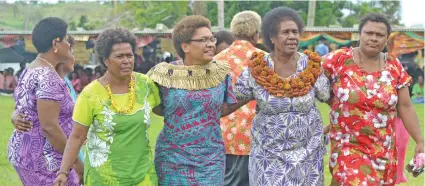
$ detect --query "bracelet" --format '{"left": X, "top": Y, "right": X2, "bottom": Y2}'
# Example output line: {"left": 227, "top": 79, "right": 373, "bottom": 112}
{"left": 56, "top": 170, "right": 69, "bottom": 176}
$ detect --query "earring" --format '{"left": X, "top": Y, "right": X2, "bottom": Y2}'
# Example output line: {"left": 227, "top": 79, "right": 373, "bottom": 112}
{"left": 54, "top": 49, "right": 58, "bottom": 53}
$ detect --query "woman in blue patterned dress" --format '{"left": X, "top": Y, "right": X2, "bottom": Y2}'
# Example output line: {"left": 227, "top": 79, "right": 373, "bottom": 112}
{"left": 147, "top": 15, "right": 237, "bottom": 185}
{"left": 234, "top": 7, "right": 330, "bottom": 186}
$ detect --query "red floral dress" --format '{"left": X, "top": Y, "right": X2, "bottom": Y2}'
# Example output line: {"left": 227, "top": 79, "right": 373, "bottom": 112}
{"left": 322, "top": 48, "right": 412, "bottom": 186}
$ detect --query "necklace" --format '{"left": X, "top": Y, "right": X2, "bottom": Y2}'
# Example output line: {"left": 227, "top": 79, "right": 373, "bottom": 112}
{"left": 105, "top": 74, "right": 136, "bottom": 114}
{"left": 37, "top": 57, "right": 56, "bottom": 70}
{"left": 248, "top": 50, "right": 322, "bottom": 97}
{"left": 357, "top": 49, "right": 383, "bottom": 72}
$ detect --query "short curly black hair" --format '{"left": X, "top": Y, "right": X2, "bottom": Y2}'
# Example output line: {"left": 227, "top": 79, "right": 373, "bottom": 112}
{"left": 214, "top": 30, "right": 235, "bottom": 47}
{"left": 95, "top": 28, "right": 137, "bottom": 69}
{"left": 261, "top": 7, "right": 304, "bottom": 52}
{"left": 172, "top": 15, "right": 211, "bottom": 59}
{"left": 359, "top": 13, "right": 391, "bottom": 37}
{"left": 32, "top": 17, "right": 68, "bottom": 53}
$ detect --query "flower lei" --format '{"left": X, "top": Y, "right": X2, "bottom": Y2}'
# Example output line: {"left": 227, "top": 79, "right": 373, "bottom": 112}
{"left": 248, "top": 50, "right": 322, "bottom": 97}
{"left": 106, "top": 74, "right": 136, "bottom": 114}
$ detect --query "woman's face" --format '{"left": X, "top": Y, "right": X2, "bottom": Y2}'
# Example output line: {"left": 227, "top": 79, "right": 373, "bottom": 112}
{"left": 216, "top": 42, "right": 231, "bottom": 55}
{"left": 359, "top": 21, "right": 388, "bottom": 56}
{"left": 63, "top": 54, "right": 75, "bottom": 74}
{"left": 181, "top": 27, "right": 216, "bottom": 64}
{"left": 271, "top": 20, "right": 300, "bottom": 56}
{"left": 104, "top": 43, "right": 134, "bottom": 79}
{"left": 418, "top": 76, "right": 424, "bottom": 84}
{"left": 53, "top": 35, "right": 71, "bottom": 61}
{"left": 72, "top": 72, "right": 78, "bottom": 79}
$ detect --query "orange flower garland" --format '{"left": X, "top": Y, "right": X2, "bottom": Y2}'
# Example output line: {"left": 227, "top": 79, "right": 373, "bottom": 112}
{"left": 248, "top": 50, "right": 322, "bottom": 97}
{"left": 106, "top": 74, "right": 136, "bottom": 114}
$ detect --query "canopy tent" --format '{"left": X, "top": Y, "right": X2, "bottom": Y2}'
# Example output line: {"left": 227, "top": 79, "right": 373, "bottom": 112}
{"left": 388, "top": 32, "right": 424, "bottom": 57}
{"left": 0, "top": 47, "right": 25, "bottom": 63}
{"left": 299, "top": 32, "right": 353, "bottom": 48}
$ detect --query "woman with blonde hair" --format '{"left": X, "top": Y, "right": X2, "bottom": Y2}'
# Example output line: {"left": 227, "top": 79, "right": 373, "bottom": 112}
{"left": 214, "top": 10, "right": 264, "bottom": 186}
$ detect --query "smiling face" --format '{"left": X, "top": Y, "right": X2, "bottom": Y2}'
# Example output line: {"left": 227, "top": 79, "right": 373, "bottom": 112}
{"left": 271, "top": 20, "right": 300, "bottom": 56}
{"left": 181, "top": 27, "right": 216, "bottom": 65}
{"left": 104, "top": 43, "right": 134, "bottom": 79}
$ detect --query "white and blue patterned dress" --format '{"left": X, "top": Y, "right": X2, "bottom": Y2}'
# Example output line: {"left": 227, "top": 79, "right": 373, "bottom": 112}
{"left": 235, "top": 53, "right": 330, "bottom": 186}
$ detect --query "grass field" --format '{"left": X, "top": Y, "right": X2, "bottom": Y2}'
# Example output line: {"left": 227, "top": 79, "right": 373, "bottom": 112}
{"left": 0, "top": 95, "right": 423, "bottom": 185}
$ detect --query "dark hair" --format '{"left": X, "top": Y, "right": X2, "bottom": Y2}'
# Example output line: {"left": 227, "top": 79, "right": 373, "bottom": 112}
{"left": 172, "top": 15, "right": 211, "bottom": 59}
{"left": 95, "top": 28, "right": 137, "bottom": 69}
{"left": 214, "top": 30, "right": 235, "bottom": 47}
{"left": 359, "top": 13, "right": 391, "bottom": 36}
{"left": 68, "top": 36, "right": 75, "bottom": 48}
{"left": 262, "top": 7, "right": 304, "bottom": 51}
{"left": 32, "top": 17, "right": 68, "bottom": 53}
{"left": 71, "top": 71, "right": 79, "bottom": 78}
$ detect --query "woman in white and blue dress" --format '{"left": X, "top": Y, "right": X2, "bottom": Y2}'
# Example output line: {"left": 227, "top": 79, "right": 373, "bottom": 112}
{"left": 234, "top": 7, "right": 330, "bottom": 186}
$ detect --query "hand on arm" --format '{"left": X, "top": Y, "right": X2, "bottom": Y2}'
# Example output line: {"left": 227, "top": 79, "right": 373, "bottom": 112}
{"left": 221, "top": 99, "right": 250, "bottom": 117}
{"left": 11, "top": 110, "right": 32, "bottom": 132}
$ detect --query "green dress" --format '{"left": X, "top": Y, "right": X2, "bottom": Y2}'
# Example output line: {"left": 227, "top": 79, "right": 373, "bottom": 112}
{"left": 73, "top": 72, "right": 160, "bottom": 186}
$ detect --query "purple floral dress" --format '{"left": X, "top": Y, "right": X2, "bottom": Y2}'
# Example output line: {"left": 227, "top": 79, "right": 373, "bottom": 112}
{"left": 8, "top": 66, "right": 79, "bottom": 186}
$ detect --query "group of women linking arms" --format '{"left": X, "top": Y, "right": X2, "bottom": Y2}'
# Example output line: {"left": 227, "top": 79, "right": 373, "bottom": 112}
{"left": 8, "top": 6, "right": 424, "bottom": 186}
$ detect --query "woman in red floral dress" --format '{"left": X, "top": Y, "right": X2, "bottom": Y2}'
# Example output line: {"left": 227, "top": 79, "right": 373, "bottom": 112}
{"left": 322, "top": 13, "right": 424, "bottom": 185}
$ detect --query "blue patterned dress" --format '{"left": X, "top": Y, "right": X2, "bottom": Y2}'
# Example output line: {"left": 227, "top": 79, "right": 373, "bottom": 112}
{"left": 153, "top": 62, "right": 237, "bottom": 185}
{"left": 235, "top": 53, "right": 330, "bottom": 186}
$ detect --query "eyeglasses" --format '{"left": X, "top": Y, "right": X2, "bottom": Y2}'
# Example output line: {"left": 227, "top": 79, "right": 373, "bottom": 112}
{"left": 188, "top": 37, "right": 217, "bottom": 45}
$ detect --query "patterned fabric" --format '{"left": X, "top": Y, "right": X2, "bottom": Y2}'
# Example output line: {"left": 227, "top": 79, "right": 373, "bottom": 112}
{"left": 322, "top": 47, "right": 412, "bottom": 185}
{"left": 72, "top": 72, "right": 160, "bottom": 186}
{"left": 154, "top": 61, "right": 237, "bottom": 185}
{"left": 8, "top": 66, "right": 77, "bottom": 185}
{"left": 235, "top": 53, "right": 330, "bottom": 186}
{"left": 214, "top": 40, "right": 266, "bottom": 155}
{"left": 14, "top": 165, "right": 79, "bottom": 186}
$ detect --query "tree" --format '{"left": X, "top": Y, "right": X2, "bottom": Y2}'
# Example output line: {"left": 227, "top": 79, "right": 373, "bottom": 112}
{"left": 78, "top": 15, "right": 88, "bottom": 28}
{"left": 12, "top": 4, "right": 19, "bottom": 18}
{"left": 69, "top": 21, "right": 77, "bottom": 30}
{"left": 118, "top": 1, "right": 189, "bottom": 30}
{"left": 341, "top": 0, "right": 402, "bottom": 27}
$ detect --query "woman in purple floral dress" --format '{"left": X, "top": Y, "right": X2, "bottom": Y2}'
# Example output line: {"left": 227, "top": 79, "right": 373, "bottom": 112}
{"left": 8, "top": 17, "right": 82, "bottom": 185}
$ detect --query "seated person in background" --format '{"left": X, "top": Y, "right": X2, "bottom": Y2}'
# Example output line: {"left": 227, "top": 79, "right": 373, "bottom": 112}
{"left": 4, "top": 68, "right": 17, "bottom": 93}
{"left": 411, "top": 75, "right": 424, "bottom": 103}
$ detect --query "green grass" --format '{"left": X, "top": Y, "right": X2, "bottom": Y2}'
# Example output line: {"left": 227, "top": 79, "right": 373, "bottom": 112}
{"left": 0, "top": 95, "right": 423, "bottom": 185}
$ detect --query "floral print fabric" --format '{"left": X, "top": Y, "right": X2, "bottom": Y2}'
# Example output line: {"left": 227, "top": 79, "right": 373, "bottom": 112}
{"left": 322, "top": 48, "right": 412, "bottom": 185}
{"left": 214, "top": 40, "right": 266, "bottom": 155}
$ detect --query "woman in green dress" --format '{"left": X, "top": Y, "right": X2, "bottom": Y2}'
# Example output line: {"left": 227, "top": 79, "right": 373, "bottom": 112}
{"left": 53, "top": 28, "right": 160, "bottom": 186}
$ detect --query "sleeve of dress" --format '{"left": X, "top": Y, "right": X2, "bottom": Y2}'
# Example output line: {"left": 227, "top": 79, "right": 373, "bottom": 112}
{"left": 322, "top": 53, "right": 335, "bottom": 80}
{"left": 394, "top": 58, "right": 412, "bottom": 89}
{"left": 36, "top": 70, "right": 65, "bottom": 101}
{"left": 234, "top": 68, "right": 254, "bottom": 101}
{"left": 72, "top": 91, "right": 94, "bottom": 126}
{"left": 314, "top": 68, "right": 331, "bottom": 102}
{"left": 224, "top": 75, "right": 238, "bottom": 104}
{"left": 147, "top": 78, "right": 161, "bottom": 108}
